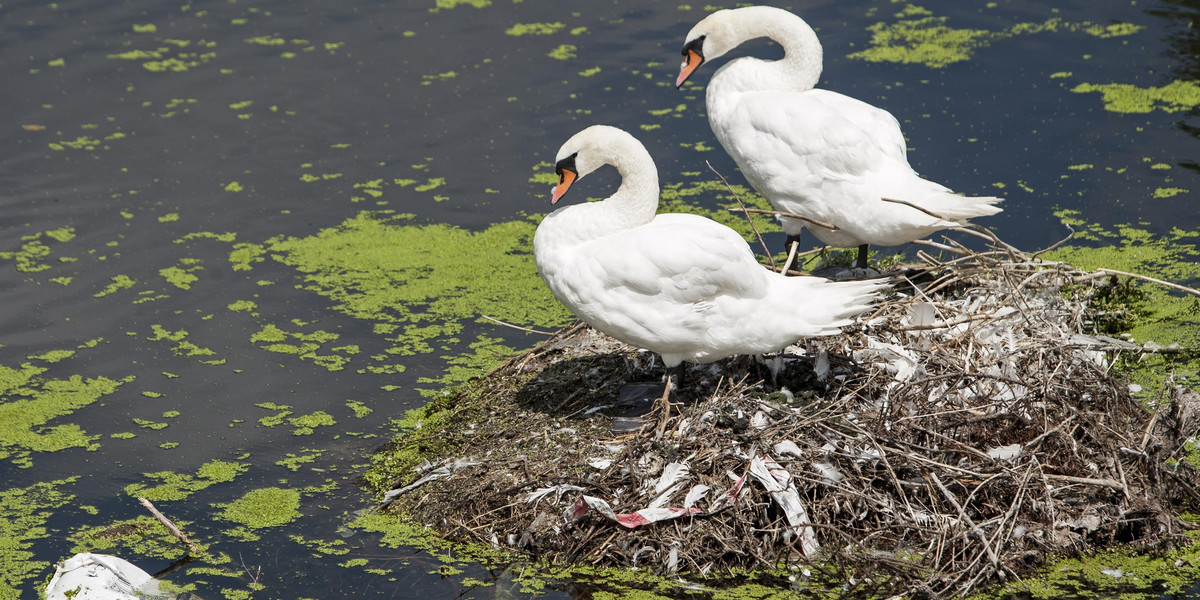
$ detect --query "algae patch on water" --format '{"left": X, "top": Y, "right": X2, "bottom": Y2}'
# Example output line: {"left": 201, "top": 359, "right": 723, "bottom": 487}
{"left": 287, "top": 410, "right": 336, "bottom": 435}
{"left": 216, "top": 487, "right": 302, "bottom": 541}
{"left": 70, "top": 514, "right": 209, "bottom": 562}
{"left": 0, "top": 357, "right": 133, "bottom": 468}
{"left": 239, "top": 211, "right": 573, "bottom": 376}
{"left": 850, "top": 5, "right": 1001, "bottom": 68}
{"left": 0, "top": 227, "right": 76, "bottom": 274}
{"left": 106, "top": 38, "right": 218, "bottom": 73}
{"left": 123, "top": 458, "right": 250, "bottom": 502}
{"left": 990, "top": 534, "right": 1200, "bottom": 599}
{"left": 850, "top": 5, "right": 1144, "bottom": 68}
{"left": 505, "top": 22, "right": 565, "bottom": 36}
{"left": 0, "top": 478, "right": 76, "bottom": 598}
{"left": 1071, "top": 80, "right": 1200, "bottom": 114}
{"left": 148, "top": 324, "right": 223, "bottom": 364}
{"left": 431, "top": 0, "right": 491, "bottom": 11}
{"left": 548, "top": 44, "right": 577, "bottom": 60}
{"left": 1047, "top": 211, "right": 1200, "bottom": 392}
{"left": 249, "top": 323, "right": 355, "bottom": 371}
{"left": 160, "top": 258, "right": 204, "bottom": 290}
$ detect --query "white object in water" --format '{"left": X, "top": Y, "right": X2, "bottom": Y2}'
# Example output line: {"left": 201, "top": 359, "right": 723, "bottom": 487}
{"left": 45, "top": 553, "right": 173, "bottom": 600}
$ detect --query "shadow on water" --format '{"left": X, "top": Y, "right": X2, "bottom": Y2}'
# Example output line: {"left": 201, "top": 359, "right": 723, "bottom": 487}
{"left": 1, "top": 0, "right": 1198, "bottom": 598}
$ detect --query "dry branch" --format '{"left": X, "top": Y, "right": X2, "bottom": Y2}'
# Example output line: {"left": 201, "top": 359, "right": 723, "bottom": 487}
{"left": 138, "top": 497, "right": 199, "bottom": 556}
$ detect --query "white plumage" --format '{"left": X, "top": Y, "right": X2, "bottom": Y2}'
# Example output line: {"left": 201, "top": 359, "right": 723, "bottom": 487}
{"left": 533, "top": 125, "right": 887, "bottom": 368}
{"left": 676, "top": 6, "right": 1002, "bottom": 266}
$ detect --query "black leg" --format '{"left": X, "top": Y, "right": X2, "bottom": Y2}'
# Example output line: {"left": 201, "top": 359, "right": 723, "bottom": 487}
{"left": 785, "top": 233, "right": 801, "bottom": 254}
{"left": 668, "top": 363, "right": 685, "bottom": 390}
{"left": 654, "top": 366, "right": 684, "bottom": 438}
{"left": 856, "top": 243, "right": 870, "bottom": 269}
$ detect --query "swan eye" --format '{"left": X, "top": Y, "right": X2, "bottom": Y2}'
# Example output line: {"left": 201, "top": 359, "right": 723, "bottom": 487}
{"left": 554, "top": 153, "right": 578, "bottom": 181}
{"left": 681, "top": 35, "right": 706, "bottom": 60}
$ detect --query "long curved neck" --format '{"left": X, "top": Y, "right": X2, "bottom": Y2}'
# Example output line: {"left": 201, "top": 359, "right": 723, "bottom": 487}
{"left": 711, "top": 8, "right": 823, "bottom": 94}
{"left": 548, "top": 137, "right": 659, "bottom": 244}
{"left": 602, "top": 141, "right": 659, "bottom": 229}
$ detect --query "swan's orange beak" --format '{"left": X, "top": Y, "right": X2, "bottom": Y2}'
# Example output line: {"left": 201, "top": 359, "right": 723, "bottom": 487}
{"left": 551, "top": 168, "right": 576, "bottom": 205}
{"left": 676, "top": 48, "right": 702, "bottom": 88}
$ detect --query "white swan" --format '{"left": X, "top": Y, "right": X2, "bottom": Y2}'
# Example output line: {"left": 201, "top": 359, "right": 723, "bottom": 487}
{"left": 675, "top": 6, "right": 1002, "bottom": 269}
{"left": 533, "top": 125, "right": 887, "bottom": 369}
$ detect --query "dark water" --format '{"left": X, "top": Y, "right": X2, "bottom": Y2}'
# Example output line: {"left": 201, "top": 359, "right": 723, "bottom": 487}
{"left": 1, "top": 0, "right": 1197, "bottom": 598}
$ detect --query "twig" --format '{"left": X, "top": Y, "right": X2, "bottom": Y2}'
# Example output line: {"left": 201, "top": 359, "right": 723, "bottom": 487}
{"left": 482, "top": 322, "right": 586, "bottom": 380}
{"left": 957, "top": 224, "right": 1024, "bottom": 260}
{"left": 1031, "top": 224, "right": 1076, "bottom": 259}
{"left": 706, "top": 161, "right": 776, "bottom": 269}
{"left": 908, "top": 238, "right": 970, "bottom": 256}
{"left": 894, "top": 312, "right": 1002, "bottom": 331}
{"left": 929, "top": 473, "right": 1002, "bottom": 571}
{"left": 1042, "top": 474, "right": 1125, "bottom": 490}
{"left": 1097, "top": 268, "right": 1200, "bottom": 298}
{"left": 725, "top": 206, "right": 839, "bottom": 232}
{"left": 763, "top": 246, "right": 827, "bottom": 274}
{"left": 480, "top": 314, "right": 556, "bottom": 335}
{"left": 239, "top": 554, "right": 263, "bottom": 591}
{"left": 138, "top": 497, "right": 199, "bottom": 556}
{"left": 780, "top": 240, "right": 800, "bottom": 275}
{"left": 880, "top": 197, "right": 953, "bottom": 222}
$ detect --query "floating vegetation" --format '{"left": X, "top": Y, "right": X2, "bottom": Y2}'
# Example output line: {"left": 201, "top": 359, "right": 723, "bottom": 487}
{"left": 94, "top": 274, "right": 137, "bottom": 298}
{"left": 69, "top": 514, "right": 207, "bottom": 561}
{"left": 548, "top": 44, "right": 577, "bottom": 60}
{"left": 160, "top": 259, "right": 203, "bottom": 290}
{"left": 0, "top": 228, "right": 75, "bottom": 273}
{"left": 431, "top": 0, "right": 491, "bottom": 11}
{"left": 287, "top": 410, "right": 336, "bottom": 435}
{"left": 249, "top": 323, "right": 355, "bottom": 371}
{"left": 367, "top": 236, "right": 1200, "bottom": 598}
{"left": 505, "top": 23, "right": 566, "bottom": 36}
{"left": 850, "top": 4, "right": 1145, "bottom": 68}
{"left": 0, "top": 358, "right": 131, "bottom": 468}
{"left": 217, "top": 487, "right": 302, "bottom": 541}
{"left": 0, "top": 479, "right": 76, "bottom": 597}
{"left": 106, "top": 40, "right": 218, "bottom": 72}
{"left": 851, "top": 5, "right": 999, "bottom": 68}
{"left": 421, "top": 71, "right": 457, "bottom": 85}
{"left": 123, "top": 459, "right": 249, "bottom": 502}
{"left": 1044, "top": 213, "right": 1200, "bottom": 397}
{"left": 1072, "top": 80, "right": 1200, "bottom": 114}
{"left": 277, "top": 450, "right": 325, "bottom": 471}
{"left": 148, "top": 325, "right": 222, "bottom": 362}
{"left": 254, "top": 211, "right": 573, "bottom": 373}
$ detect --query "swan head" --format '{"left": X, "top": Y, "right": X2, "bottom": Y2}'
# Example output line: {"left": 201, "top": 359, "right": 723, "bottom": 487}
{"left": 675, "top": 6, "right": 811, "bottom": 89}
{"left": 675, "top": 9, "right": 739, "bottom": 88}
{"left": 550, "top": 125, "right": 649, "bottom": 205}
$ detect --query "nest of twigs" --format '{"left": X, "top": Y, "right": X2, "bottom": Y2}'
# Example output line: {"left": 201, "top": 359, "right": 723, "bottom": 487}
{"left": 371, "top": 239, "right": 1200, "bottom": 598}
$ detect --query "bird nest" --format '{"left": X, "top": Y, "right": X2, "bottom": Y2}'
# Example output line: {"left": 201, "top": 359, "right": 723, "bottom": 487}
{"left": 368, "top": 240, "right": 1200, "bottom": 598}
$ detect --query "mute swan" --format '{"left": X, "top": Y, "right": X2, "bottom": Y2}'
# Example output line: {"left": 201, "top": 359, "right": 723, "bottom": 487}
{"left": 675, "top": 6, "right": 1002, "bottom": 269}
{"left": 533, "top": 125, "right": 887, "bottom": 372}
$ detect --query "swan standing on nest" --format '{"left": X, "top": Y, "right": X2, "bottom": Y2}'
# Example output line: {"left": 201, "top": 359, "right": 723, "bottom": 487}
{"left": 533, "top": 125, "right": 887, "bottom": 389}
{"left": 674, "top": 6, "right": 1002, "bottom": 270}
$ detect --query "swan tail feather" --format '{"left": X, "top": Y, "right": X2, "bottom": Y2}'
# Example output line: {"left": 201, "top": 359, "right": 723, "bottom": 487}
{"left": 915, "top": 193, "right": 1003, "bottom": 223}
